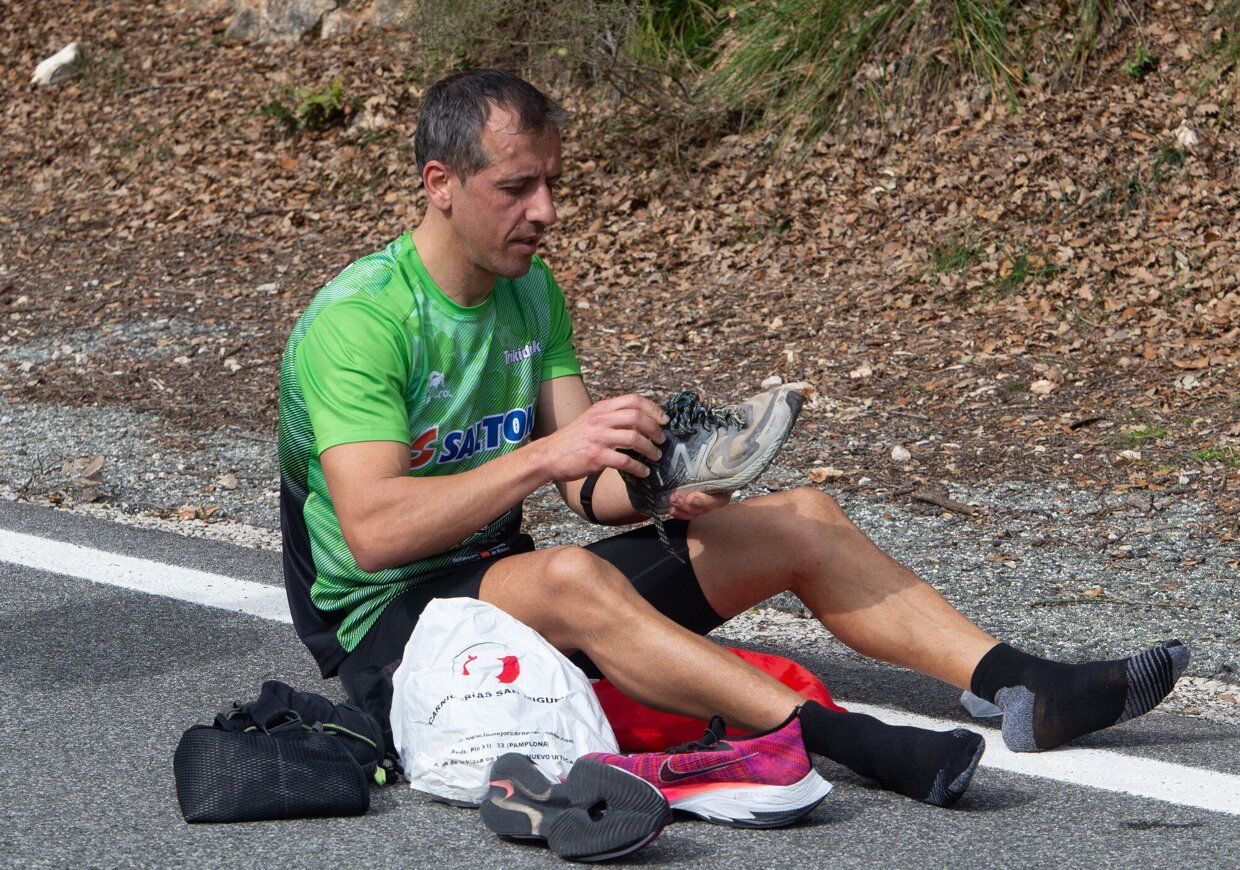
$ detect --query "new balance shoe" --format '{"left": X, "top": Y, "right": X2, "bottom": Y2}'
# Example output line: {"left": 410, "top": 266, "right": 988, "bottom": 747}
{"left": 480, "top": 753, "right": 671, "bottom": 862}
{"left": 624, "top": 387, "right": 805, "bottom": 515}
{"left": 583, "top": 712, "right": 832, "bottom": 829}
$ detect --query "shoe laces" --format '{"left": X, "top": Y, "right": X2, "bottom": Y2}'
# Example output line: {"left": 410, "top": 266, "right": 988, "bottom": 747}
{"left": 661, "top": 391, "right": 745, "bottom": 437}
{"left": 623, "top": 391, "right": 744, "bottom": 558}
{"left": 667, "top": 716, "right": 729, "bottom": 754}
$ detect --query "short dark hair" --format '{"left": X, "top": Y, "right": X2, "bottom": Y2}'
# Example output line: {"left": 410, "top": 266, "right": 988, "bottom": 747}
{"left": 414, "top": 69, "right": 569, "bottom": 180}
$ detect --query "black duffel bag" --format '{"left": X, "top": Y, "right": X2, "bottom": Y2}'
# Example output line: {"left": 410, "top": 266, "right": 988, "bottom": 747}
{"left": 174, "top": 680, "right": 387, "bottom": 823}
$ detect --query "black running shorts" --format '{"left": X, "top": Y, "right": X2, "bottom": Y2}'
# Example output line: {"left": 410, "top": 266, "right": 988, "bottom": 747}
{"left": 337, "top": 519, "right": 725, "bottom": 742}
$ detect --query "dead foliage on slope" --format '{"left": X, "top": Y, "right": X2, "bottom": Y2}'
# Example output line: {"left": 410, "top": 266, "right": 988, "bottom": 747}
{"left": 1, "top": 1, "right": 1236, "bottom": 525}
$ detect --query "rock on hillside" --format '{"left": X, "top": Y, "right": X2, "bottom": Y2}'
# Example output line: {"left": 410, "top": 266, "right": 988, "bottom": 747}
{"left": 212, "top": 0, "right": 402, "bottom": 42}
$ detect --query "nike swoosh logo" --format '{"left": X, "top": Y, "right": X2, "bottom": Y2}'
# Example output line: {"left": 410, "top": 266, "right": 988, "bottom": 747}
{"left": 658, "top": 751, "right": 758, "bottom": 783}
{"left": 489, "top": 779, "right": 516, "bottom": 800}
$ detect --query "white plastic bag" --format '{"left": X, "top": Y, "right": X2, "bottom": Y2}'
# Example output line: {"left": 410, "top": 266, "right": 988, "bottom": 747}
{"left": 390, "top": 597, "right": 619, "bottom": 805}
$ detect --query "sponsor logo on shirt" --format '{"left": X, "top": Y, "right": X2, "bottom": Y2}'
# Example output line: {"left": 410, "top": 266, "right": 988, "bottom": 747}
{"left": 409, "top": 427, "right": 439, "bottom": 469}
{"left": 503, "top": 340, "right": 542, "bottom": 365}
{"left": 451, "top": 540, "right": 511, "bottom": 565}
{"left": 421, "top": 370, "right": 453, "bottom": 406}
{"left": 408, "top": 403, "right": 535, "bottom": 469}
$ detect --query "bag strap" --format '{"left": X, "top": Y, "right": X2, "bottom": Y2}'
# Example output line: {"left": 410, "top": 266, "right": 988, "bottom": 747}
{"left": 211, "top": 680, "right": 390, "bottom": 785}
{"left": 312, "top": 723, "right": 387, "bottom": 785}
{"left": 213, "top": 681, "right": 303, "bottom": 733}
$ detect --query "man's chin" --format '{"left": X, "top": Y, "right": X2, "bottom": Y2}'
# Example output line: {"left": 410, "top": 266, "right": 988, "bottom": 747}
{"left": 495, "top": 254, "right": 535, "bottom": 280}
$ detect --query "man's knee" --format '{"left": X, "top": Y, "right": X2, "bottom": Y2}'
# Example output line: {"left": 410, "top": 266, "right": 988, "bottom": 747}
{"left": 771, "top": 489, "right": 857, "bottom": 570}
{"left": 529, "top": 546, "right": 636, "bottom": 649}
{"left": 539, "top": 545, "right": 625, "bottom": 603}
{"left": 781, "top": 486, "right": 849, "bottom": 526}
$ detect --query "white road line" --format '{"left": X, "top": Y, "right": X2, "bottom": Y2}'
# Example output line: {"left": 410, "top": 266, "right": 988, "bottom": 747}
{"left": 0, "top": 527, "right": 291, "bottom": 624}
{"left": 3, "top": 526, "right": 1238, "bottom": 815}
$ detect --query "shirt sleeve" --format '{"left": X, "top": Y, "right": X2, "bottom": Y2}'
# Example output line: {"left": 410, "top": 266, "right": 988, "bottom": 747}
{"left": 295, "top": 298, "right": 412, "bottom": 455}
{"left": 538, "top": 261, "right": 582, "bottom": 381}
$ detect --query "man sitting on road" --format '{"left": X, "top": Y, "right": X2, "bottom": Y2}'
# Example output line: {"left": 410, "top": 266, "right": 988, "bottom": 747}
{"left": 277, "top": 69, "right": 1189, "bottom": 809}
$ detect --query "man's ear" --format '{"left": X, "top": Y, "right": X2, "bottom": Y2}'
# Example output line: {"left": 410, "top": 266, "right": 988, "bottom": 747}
{"left": 422, "top": 160, "right": 454, "bottom": 211}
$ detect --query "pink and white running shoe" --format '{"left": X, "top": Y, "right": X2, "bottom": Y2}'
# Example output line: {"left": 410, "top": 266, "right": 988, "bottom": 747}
{"left": 583, "top": 712, "right": 832, "bottom": 828}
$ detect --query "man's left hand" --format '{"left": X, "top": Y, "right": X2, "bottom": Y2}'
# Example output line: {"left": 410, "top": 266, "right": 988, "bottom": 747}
{"left": 667, "top": 490, "right": 732, "bottom": 521}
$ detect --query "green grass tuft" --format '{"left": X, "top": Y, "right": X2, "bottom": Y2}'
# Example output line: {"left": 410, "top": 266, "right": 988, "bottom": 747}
{"left": 1192, "top": 446, "right": 1240, "bottom": 467}
{"left": 990, "top": 249, "right": 1063, "bottom": 296}
{"left": 682, "top": 0, "right": 1149, "bottom": 150}
{"left": 1122, "top": 44, "right": 1159, "bottom": 79}
{"left": 391, "top": 1, "right": 1218, "bottom": 152}
{"left": 1119, "top": 425, "right": 1168, "bottom": 448}
{"left": 1205, "top": 0, "right": 1240, "bottom": 99}
{"left": 704, "top": 0, "right": 1027, "bottom": 149}
{"left": 1061, "top": 0, "right": 1143, "bottom": 83}
{"left": 633, "top": 0, "right": 727, "bottom": 72}
{"left": 261, "top": 78, "right": 362, "bottom": 132}
{"left": 1156, "top": 143, "right": 1186, "bottom": 167}
{"left": 924, "top": 236, "right": 1062, "bottom": 299}
{"left": 259, "top": 98, "right": 294, "bottom": 126}
{"left": 929, "top": 235, "right": 984, "bottom": 273}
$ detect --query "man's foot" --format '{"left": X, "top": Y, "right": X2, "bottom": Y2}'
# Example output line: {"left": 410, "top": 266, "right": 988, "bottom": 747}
{"left": 797, "top": 702, "right": 984, "bottom": 808}
{"left": 622, "top": 386, "right": 804, "bottom": 515}
{"left": 971, "top": 639, "right": 1191, "bottom": 752}
{"left": 480, "top": 753, "right": 671, "bottom": 862}
{"left": 584, "top": 712, "right": 833, "bottom": 829}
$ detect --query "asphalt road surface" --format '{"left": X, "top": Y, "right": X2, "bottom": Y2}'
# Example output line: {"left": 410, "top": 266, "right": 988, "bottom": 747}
{"left": 1, "top": 498, "right": 1237, "bottom": 869}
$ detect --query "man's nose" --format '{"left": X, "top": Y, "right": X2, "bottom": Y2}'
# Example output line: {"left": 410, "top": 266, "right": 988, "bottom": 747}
{"left": 528, "top": 182, "right": 557, "bottom": 228}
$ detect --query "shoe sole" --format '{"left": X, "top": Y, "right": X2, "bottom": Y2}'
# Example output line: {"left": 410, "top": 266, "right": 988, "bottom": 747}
{"left": 480, "top": 754, "right": 671, "bottom": 862}
{"left": 657, "top": 390, "right": 803, "bottom": 510}
{"left": 668, "top": 769, "right": 833, "bottom": 829}
{"left": 928, "top": 731, "right": 985, "bottom": 807}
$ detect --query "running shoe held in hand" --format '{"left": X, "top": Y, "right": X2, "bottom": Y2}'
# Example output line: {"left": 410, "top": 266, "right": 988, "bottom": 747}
{"left": 480, "top": 753, "right": 671, "bottom": 862}
{"left": 622, "top": 386, "right": 805, "bottom": 516}
{"left": 583, "top": 712, "right": 832, "bottom": 829}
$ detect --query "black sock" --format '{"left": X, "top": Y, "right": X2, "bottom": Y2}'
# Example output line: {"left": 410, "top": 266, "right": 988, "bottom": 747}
{"left": 797, "top": 701, "right": 984, "bottom": 808}
{"left": 970, "top": 640, "right": 1190, "bottom": 752}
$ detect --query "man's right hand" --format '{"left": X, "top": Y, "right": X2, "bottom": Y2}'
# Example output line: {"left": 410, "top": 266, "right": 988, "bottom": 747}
{"left": 534, "top": 393, "right": 668, "bottom": 482}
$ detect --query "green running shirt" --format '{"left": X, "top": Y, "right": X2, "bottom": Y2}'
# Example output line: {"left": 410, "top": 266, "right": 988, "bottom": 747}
{"left": 278, "top": 232, "right": 580, "bottom": 676}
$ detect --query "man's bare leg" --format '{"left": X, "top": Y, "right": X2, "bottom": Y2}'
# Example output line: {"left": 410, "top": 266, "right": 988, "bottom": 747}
{"left": 478, "top": 545, "right": 804, "bottom": 730}
{"left": 478, "top": 541, "right": 985, "bottom": 806}
{"left": 479, "top": 490, "right": 996, "bottom": 714}
{"left": 683, "top": 487, "right": 998, "bottom": 689}
{"left": 683, "top": 487, "right": 1188, "bottom": 754}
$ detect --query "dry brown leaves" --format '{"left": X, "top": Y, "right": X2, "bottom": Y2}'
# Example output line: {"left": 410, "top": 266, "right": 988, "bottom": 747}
{"left": 0, "top": 1, "right": 1236, "bottom": 525}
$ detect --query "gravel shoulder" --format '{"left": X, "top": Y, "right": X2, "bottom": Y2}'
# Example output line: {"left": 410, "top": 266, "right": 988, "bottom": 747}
{"left": 4, "top": 3, "right": 1238, "bottom": 504}
{"left": 1, "top": 395, "right": 1235, "bottom": 726}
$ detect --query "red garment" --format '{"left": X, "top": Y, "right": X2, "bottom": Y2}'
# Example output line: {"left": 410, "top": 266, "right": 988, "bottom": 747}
{"left": 593, "top": 647, "right": 846, "bottom": 752}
